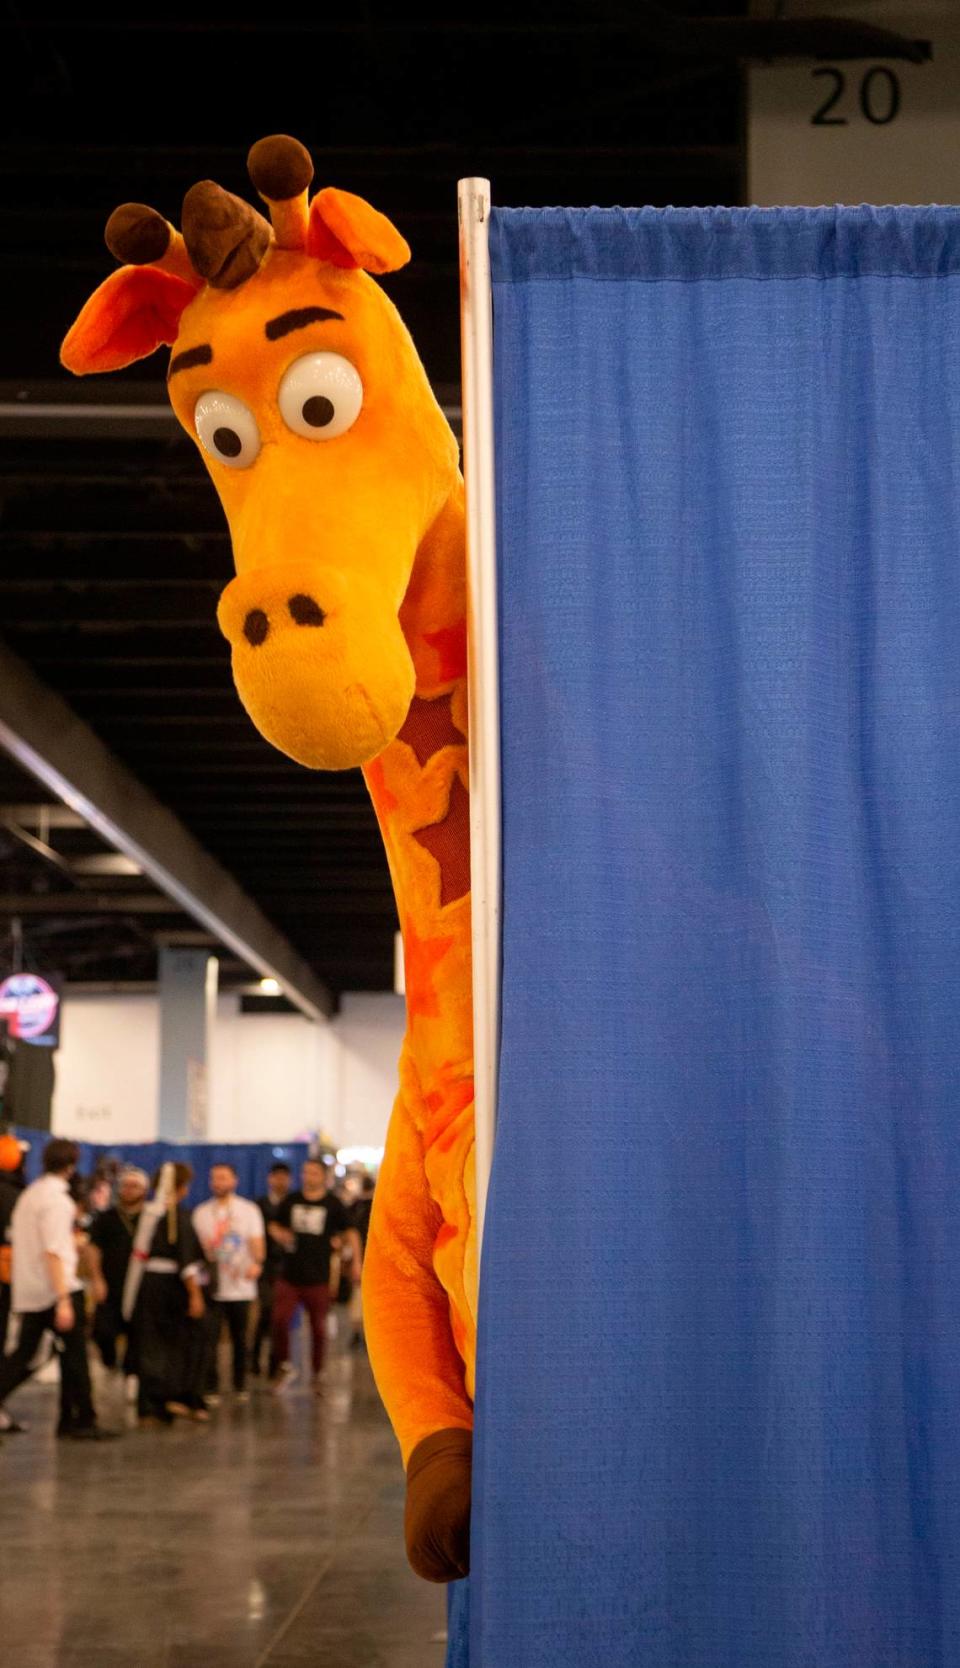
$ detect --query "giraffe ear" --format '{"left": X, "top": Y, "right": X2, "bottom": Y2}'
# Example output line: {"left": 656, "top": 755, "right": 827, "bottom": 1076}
{"left": 61, "top": 265, "right": 199, "bottom": 375}
{"left": 306, "top": 188, "right": 411, "bottom": 275}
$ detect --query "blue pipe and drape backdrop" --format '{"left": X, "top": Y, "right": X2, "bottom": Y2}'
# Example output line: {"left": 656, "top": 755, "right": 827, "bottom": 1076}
{"left": 458, "top": 206, "right": 960, "bottom": 1668}
{"left": 13, "top": 1135, "right": 311, "bottom": 1209}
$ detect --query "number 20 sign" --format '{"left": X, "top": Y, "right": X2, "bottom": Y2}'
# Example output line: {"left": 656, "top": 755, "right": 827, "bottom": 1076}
{"left": 810, "top": 65, "right": 902, "bottom": 128}
{"left": 748, "top": 3, "right": 959, "bottom": 207}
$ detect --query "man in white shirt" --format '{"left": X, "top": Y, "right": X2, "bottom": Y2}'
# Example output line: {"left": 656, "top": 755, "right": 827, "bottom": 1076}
{"left": 0, "top": 1138, "right": 114, "bottom": 1440}
{"left": 193, "top": 1163, "right": 265, "bottom": 1403}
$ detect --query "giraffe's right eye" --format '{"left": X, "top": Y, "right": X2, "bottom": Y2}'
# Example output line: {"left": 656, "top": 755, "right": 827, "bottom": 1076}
{"left": 194, "top": 391, "right": 261, "bottom": 470}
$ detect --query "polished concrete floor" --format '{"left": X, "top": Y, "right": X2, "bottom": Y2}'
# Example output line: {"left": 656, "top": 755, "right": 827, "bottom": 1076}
{"left": 0, "top": 1326, "right": 448, "bottom": 1667}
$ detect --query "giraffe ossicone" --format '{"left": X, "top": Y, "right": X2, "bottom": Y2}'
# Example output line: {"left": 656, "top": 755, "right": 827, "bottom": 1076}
{"left": 62, "top": 134, "right": 477, "bottom": 1585}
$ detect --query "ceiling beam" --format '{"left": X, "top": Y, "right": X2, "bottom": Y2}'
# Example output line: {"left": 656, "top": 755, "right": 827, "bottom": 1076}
{"left": 0, "top": 803, "right": 86, "bottom": 829}
{"left": 0, "top": 388, "right": 462, "bottom": 439}
{"left": 1, "top": 817, "right": 74, "bottom": 875}
{"left": 71, "top": 853, "right": 144, "bottom": 876}
{"left": 0, "top": 638, "right": 336, "bottom": 1021}
{"left": 63, "top": 978, "right": 265, "bottom": 994}
{"left": 154, "top": 929, "right": 221, "bottom": 947}
{"left": 0, "top": 893, "right": 176, "bottom": 914}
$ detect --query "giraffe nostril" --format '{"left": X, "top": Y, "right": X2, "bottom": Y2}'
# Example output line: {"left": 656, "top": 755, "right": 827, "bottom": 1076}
{"left": 243, "top": 608, "right": 269, "bottom": 647}
{"left": 288, "top": 593, "right": 326, "bottom": 628}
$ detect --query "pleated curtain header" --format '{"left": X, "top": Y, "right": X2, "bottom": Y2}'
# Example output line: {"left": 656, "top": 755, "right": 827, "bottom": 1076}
{"left": 490, "top": 202, "right": 960, "bottom": 284}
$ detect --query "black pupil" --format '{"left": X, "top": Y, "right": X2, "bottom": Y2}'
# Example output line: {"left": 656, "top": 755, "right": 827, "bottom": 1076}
{"left": 213, "top": 426, "right": 243, "bottom": 458}
{"left": 302, "top": 395, "right": 335, "bottom": 428}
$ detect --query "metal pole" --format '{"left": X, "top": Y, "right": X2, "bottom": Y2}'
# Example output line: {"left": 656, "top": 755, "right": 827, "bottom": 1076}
{"left": 458, "top": 177, "right": 501, "bottom": 1263}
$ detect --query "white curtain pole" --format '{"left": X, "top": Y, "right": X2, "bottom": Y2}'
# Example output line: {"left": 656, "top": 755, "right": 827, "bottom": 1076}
{"left": 458, "top": 177, "right": 501, "bottom": 1264}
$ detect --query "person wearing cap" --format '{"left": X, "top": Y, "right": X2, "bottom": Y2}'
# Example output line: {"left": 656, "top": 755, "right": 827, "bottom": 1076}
{"left": 0, "top": 1137, "right": 116, "bottom": 1440}
{"left": 88, "top": 1166, "right": 149, "bottom": 1392}
{"left": 0, "top": 1132, "right": 27, "bottom": 1360}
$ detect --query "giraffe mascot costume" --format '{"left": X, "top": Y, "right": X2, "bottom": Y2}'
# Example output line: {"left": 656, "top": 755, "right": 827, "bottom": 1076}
{"left": 62, "top": 135, "right": 475, "bottom": 1584}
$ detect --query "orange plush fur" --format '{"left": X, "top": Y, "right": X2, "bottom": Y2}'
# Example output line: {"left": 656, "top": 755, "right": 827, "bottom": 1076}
{"left": 62, "top": 145, "right": 477, "bottom": 1561}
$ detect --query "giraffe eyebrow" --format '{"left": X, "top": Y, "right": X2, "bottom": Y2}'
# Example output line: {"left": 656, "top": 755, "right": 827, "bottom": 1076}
{"left": 264, "top": 307, "right": 344, "bottom": 341}
{"left": 168, "top": 344, "right": 213, "bottom": 378}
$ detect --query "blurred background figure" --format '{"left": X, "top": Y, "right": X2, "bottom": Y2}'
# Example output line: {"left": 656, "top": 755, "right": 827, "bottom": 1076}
{"left": 88, "top": 1165, "right": 149, "bottom": 1400}
{"left": 0, "top": 1132, "right": 28, "bottom": 1357}
{"left": 0, "top": 1138, "right": 115, "bottom": 1440}
{"left": 351, "top": 1174, "right": 376, "bottom": 1252}
{"left": 269, "top": 1158, "right": 362, "bottom": 1394}
{"left": 250, "top": 1161, "right": 292, "bottom": 1382}
{"left": 349, "top": 1174, "right": 376, "bottom": 1350}
{"left": 193, "top": 1162, "right": 265, "bottom": 1405}
{"left": 86, "top": 1172, "right": 113, "bottom": 1218}
{"left": 124, "top": 1162, "right": 206, "bottom": 1427}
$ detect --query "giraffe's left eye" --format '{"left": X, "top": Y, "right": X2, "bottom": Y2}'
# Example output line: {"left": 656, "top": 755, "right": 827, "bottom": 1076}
{"left": 278, "top": 353, "right": 363, "bottom": 441}
{"left": 194, "top": 391, "right": 261, "bottom": 469}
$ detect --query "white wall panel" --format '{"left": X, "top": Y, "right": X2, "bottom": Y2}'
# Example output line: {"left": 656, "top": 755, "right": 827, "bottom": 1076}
{"left": 52, "top": 990, "right": 407, "bottom": 1152}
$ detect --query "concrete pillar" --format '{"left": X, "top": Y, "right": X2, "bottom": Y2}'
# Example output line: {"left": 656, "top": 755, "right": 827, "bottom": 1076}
{"left": 157, "top": 949, "right": 218, "bottom": 1140}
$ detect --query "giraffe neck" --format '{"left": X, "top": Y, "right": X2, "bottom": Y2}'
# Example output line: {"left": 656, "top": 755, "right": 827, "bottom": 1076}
{"left": 399, "top": 477, "right": 467, "bottom": 697}
{"left": 362, "top": 479, "right": 473, "bottom": 1098}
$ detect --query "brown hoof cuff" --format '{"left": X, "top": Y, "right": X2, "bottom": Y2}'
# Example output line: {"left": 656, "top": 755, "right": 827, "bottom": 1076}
{"left": 404, "top": 1426, "right": 473, "bottom": 1584}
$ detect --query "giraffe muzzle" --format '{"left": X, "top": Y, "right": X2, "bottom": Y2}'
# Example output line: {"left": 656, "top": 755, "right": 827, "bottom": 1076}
{"left": 217, "top": 563, "right": 416, "bottom": 771}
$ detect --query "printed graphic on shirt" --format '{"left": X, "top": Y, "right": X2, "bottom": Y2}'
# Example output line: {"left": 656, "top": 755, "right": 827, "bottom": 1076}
{"left": 193, "top": 1198, "right": 264, "bottom": 1302}
{"left": 291, "top": 1204, "right": 327, "bottom": 1237}
{"left": 210, "top": 1221, "right": 249, "bottom": 1283}
{"left": 276, "top": 1190, "right": 350, "bottom": 1286}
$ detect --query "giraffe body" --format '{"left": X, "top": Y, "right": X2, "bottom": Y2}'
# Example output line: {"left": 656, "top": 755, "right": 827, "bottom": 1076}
{"left": 61, "top": 138, "right": 477, "bottom": 1573}
{"left": 362, "top": 482, "right": 477, "bottom": 1455}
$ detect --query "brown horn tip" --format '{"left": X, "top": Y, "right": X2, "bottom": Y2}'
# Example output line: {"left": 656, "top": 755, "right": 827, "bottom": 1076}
{"left": 182, "top": 180, "right": 271, "bottom": 289}
{"left": 248, "top": 134, "right": 314, "bottom": 203}
{"left": 105, "top": 203, "right": 171, "bottom": 266}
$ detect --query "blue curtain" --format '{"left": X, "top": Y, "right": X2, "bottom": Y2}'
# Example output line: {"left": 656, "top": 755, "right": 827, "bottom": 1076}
{"left": 468, "top": 206, "right": 960, "bottom": 1668}
{"left": 14, "top": 1132, "right": 311, "bottom": 1209}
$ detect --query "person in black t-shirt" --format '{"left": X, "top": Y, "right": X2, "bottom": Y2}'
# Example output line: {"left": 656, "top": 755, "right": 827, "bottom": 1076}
{"left": 250, "top": 1161, "right": 292, "bottom": 1378}
{"left": 88, "top": 1166, "right": 149, "bottom": 1381}
{"left": 269, "top": 1158, "right": 362, "bottom": 1393}
{"left": 350, "top": 1174, "right": 376, "bottom": 1251}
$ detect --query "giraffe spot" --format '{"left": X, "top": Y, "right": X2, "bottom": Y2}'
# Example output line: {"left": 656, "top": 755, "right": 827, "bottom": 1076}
{"left": 364, "top": 756, "right": 398, "bottom": 817}
{"left": 398, "top": 693, "right": 465, "bottom": 767}
{"left": 424, "top": 621, "right": 467, "bottom": 683}
{"left": 402, "top": 918, "right": 454, "bottom": 1020}
{"left": 424, "top": 1077, "right": 475, "bottom": 1150}
{"left": 412, "top": 775, "right": 471, "bottom": 908}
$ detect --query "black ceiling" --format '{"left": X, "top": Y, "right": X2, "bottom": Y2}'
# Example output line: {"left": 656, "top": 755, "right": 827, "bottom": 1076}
{"left": 1, "top": 2, "right": 748, "bottom": 998}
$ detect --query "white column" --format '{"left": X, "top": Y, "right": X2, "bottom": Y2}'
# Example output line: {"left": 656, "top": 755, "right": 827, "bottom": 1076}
{"left": 157, "top": 948, "right": 218, "bottom": 1140}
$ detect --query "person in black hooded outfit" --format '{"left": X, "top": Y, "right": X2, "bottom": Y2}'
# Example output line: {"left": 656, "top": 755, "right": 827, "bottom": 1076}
{"left": 124, "top": 1162, "right": 207, "bottom": 1426}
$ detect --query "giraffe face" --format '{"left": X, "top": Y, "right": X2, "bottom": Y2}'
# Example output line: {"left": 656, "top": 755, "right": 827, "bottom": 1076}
{"left": 166, "top": 250, "right": 459, "bottom": 770}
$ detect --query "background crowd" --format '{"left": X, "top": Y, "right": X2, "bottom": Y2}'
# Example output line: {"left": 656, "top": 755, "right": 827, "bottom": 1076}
{"left": 0, "top": 1131, "right": 376, "bottom": 1440}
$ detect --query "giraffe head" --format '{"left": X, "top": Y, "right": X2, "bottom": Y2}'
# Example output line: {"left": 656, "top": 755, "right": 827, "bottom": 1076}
{"left": 61, "top": 137, "right": 460, "bottom": 770}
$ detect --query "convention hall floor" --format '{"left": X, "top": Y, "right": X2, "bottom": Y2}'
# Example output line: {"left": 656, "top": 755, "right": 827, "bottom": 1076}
{"left": 0, "top": 1330, "right": 448, "bottom": 1667}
